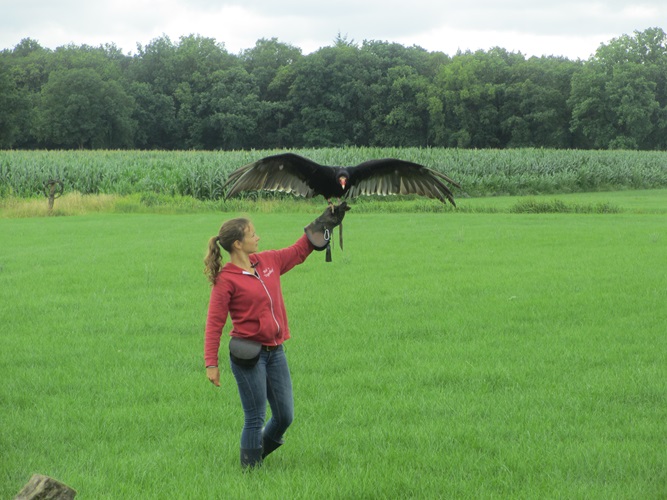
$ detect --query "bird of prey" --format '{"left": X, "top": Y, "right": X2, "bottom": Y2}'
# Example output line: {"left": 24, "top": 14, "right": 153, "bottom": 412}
{"left": 222, "top": 152, "right": 461, "bottom": 206}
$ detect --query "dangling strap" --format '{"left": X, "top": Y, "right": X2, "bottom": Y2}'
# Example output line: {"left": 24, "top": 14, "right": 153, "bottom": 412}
{"left": 320, "top": 220, "right": 343, "bottom": 263}
{"left": 324, "top": 222, "right": 343, "bottom": 262}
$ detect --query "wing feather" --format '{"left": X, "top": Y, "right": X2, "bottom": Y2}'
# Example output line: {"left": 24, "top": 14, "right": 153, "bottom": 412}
{"left": 347, "top": 158, "right": 459, "bottom": 206}
{"left": 224, "top": 154, "right": 460, "bottom": 205}
{"left": 223, "top": 153, "right": 336, "bottom": 199}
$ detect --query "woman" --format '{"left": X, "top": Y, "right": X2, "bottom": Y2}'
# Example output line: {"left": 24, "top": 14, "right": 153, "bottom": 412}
{"left": 203, "top": 204, "right": 348, "bottom": 470}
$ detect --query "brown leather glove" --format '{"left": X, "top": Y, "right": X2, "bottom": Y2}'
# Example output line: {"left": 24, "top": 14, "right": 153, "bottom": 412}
{"left": 304, "top": 202, "right": 351, "bottom": 261}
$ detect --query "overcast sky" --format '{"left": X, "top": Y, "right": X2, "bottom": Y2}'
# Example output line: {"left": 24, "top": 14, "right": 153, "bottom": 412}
{"left": 1, "top": 0, "right": 666, "bottom": 60}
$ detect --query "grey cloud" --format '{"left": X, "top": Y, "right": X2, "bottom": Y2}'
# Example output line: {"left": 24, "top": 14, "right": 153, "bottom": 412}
{"left": 1, "top": 0, "right": 665, "bottom": 55}
{"left": 216, "top": 0, "right": 666, "bottom": 39}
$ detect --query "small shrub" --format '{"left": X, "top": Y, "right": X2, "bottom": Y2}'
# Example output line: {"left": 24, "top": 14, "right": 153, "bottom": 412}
{"left": 510, "top": 198, "right": 621, "bottom": 214}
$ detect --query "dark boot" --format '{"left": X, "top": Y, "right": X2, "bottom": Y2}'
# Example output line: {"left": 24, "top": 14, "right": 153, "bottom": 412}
{"left": 240, "top": 447, "right": 263, "bottom": 470}
{"left": 261, "top": 436, "right": 283, "bottom": 459}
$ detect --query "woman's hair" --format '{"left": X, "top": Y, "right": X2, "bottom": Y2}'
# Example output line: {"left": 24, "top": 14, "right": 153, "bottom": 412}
{"left": 203, "top": 218, "right": 251, "bottom": 285}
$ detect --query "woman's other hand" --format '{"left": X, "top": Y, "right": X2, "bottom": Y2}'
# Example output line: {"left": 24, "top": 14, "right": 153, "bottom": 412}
{"left": 206, "top": 366, "right": 220, "bottom": 387}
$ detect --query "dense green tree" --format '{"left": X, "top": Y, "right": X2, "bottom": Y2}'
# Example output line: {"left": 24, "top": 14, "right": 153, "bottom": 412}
{"left": 369, "top": 65, "right": 432, "bottom": 146}
{"left": 240, "top": 38, "right": 302, "bottom": 148}
{"left": 569, "top": 27, "right": 667, "bottom": 149}
{"left": 606, "top": 64, "right": 662, "bottom": 149}
{"left": 362, "top": 41, "right": 451, "bottom": 146}
{"left": 128, "top": 35, "right": 245, "bottom": 148}
{"left": 2, "top": 30, "right": 667, "bottom": 150}
{"left": 261, "top": 64, "right": 300, "bottom": 147}
{"left": 172, "top": 35, "right": 238, "bottom": 91}
{"left": 38, "top": 68, "right": 135, "bottom": 148}
{"left": 130, "top": 36, "right": 179, "bottom": 94}
{"left": 240, "top": 38, "right": 302, "bottom": 99}
{"left": 128, "top": 81, "right": 178, "bottom": 149}
{"left": 360, "top": 40, "right": 448, "bottom": 78}
{"left": 0, "top": 61, "right": 22, "bottom": 147}
{"left": 5, "top": 38, "right": 52, "bottom": 92}
{"left": 130, "top": 34, "right": 236, "bottom": 94}
{"left": 501, "top": 56, "right": 580, "bottom": 148}
{"left": 568, "top": 62, "right": 615, "bottom": 149}
{"left": 49, "top": 43, "right": 129, "bottom": 81}
{"left": 193, "top": 67, "right": 262, "bottom": 149}
{"left": 434, "top": 49, "right": 515, "bottom": 147}
{"left": 1, "top": 39, "right": 52, "bottom": 147}
{"left": 286, "top": 41, "right": 381, "bottom": 146}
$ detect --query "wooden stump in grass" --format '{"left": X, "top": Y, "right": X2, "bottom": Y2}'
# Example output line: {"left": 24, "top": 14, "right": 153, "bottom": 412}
{"left": 43, "top": 179, "right": 64, "bottom": 214}
{"left": 14, "top": 474, "right": 77, "bottom": 499}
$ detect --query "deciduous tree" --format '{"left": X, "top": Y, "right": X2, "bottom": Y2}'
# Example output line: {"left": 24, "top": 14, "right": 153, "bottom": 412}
{"left": 38, "top": 68, "right": 135, "bottom": 148}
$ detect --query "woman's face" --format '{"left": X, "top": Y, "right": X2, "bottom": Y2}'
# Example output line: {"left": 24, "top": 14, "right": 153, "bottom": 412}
{"left": 238, "top": 224, "right": 260, "bottom": 254}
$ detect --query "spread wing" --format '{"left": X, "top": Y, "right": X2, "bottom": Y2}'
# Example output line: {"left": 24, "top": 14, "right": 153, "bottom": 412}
{"left": 223, "top": 153, "right": 336, "bottom": 199}
{"left": 347, "top": 158, "right": 461, "bottom": 206}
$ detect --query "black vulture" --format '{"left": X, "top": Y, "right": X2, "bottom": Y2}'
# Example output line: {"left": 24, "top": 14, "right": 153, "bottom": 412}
{"left": 223, "top": 152, "right": 461, "bottom": 206}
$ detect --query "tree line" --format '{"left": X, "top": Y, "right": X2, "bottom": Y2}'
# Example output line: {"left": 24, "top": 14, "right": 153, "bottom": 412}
{"left": 1, "top": 27, "right": 666, "bottom": 151}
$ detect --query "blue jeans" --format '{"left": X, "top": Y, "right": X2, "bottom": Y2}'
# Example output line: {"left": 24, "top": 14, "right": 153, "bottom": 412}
{"left": 229, "top": 345, "right": 294, "bottom": 450}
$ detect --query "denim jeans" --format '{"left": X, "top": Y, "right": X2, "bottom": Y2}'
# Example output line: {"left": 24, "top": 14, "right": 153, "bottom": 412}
{"left": 229, "top": 345, "right": 294, "bottom": 450}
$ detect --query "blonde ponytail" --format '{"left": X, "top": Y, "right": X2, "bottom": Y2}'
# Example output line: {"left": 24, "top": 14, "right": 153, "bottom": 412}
{"left": 204, "top": 236, "right": 223, "bottom": 285}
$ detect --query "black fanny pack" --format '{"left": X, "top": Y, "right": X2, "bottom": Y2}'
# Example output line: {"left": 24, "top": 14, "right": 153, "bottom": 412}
{"left": 229, "top": 337, "right": 262, "bottom": 367}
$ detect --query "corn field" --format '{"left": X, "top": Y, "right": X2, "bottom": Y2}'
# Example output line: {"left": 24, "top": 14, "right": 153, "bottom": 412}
{"left": 1, "top": 148, "right": 667, "bottom": 200}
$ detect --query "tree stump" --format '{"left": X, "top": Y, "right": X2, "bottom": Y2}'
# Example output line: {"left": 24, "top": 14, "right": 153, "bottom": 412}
{"left": 43, "top": 179, "right": 64, "bottom": 214}
{"left": 14, "top": 474, "right": 76, "bottom": 499}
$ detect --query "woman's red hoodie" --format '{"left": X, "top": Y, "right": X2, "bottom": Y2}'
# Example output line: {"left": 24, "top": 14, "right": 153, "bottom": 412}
{"left": 204, "top": 234, "right": 314, "bottom": 367}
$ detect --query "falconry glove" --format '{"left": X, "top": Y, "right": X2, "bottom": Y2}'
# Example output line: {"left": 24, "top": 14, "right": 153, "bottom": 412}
{"left": 304, "top": 202, "right": 351, "bottom": 262}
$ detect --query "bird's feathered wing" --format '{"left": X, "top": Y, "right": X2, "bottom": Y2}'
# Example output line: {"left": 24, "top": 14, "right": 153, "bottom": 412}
{"left": 346, "top": 159, "right": 462, "bottom": 206}
{"left": 223, "top": 153, "right": 461, "bottom": 206}
{"left": 222, "top": 153, "right": 335, "bottom": 199}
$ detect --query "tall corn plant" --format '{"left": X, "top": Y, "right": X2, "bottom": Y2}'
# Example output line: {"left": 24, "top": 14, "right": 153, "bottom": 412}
{"left": 1, "top": 148, "right": 666, "bottom": 200}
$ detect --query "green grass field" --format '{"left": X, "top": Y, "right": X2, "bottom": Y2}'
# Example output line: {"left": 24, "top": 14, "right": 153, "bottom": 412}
{"left": 1, "top": 192, "right": 666, "bottom": 498}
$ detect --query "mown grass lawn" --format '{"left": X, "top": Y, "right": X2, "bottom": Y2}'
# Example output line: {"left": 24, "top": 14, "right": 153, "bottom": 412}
{"left": 1, "top": 194, "right": 665, "bottom": 498}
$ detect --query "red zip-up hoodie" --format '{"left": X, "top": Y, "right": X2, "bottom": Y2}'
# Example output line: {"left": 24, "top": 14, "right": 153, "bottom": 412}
{"left": 204, "top": 234, "right": 314, "bottom": 367}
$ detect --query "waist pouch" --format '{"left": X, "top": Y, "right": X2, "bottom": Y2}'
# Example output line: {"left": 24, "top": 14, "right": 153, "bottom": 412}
{"left": 229, "top": 337, "right": 262, "bottom": 367}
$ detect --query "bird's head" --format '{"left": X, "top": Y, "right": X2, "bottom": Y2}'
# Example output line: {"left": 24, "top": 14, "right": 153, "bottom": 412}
{"left": 337, "top": 173, "right": 349, "bottom": 191}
